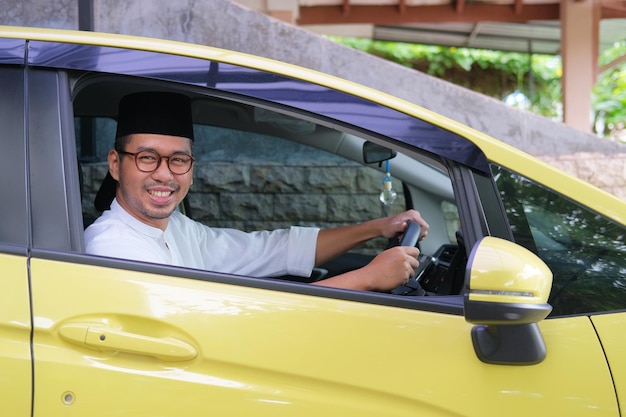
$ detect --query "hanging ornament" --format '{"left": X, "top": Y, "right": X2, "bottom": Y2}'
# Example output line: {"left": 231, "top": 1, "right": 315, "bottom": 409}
{"left": 379, "top": 160, "right": 397, "bottom": 205}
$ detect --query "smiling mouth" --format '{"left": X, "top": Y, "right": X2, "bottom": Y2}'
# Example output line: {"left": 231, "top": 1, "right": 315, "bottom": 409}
{"left": 149, "top": 190, "right": 173, "bottom": 198}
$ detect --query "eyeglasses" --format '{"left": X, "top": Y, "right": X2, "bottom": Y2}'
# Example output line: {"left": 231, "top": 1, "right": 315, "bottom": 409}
{"left": 118, "top": 150, "right": 194, "bottom": 175}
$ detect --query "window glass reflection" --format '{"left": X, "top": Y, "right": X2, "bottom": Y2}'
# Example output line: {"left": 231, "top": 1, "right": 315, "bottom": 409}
{"left": 492, "top": 165, "right": 626, "bottom": 316}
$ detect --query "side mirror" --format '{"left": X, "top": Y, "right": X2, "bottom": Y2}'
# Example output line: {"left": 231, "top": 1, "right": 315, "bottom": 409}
{"left": 464, "top": 237, "right": 553, "bottom": 365}
{"left": 363, "top": 141, "right": 397, "bottom": 164}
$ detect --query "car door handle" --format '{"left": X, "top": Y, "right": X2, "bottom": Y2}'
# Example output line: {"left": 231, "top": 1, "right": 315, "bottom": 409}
{"left": 59, "top": 323, "right": 197, "bottom": 362}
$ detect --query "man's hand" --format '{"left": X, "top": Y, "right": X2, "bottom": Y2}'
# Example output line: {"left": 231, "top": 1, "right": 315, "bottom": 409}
{"left": 360, "top": 246, "right": 420, "bottom": 292}
{"left": 315, "top": 209, "right": 429, "bottom": 267}
{"left": 314, "top": 245, "right": 420, "bottom": 292}
{"left": 379, "top": 209, "right": 429, "bottom": 241}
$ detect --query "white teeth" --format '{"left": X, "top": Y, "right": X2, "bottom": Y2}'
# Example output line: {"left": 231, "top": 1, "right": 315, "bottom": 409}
{"left": 150, "top": 190, "right": 171, "bottom": 197}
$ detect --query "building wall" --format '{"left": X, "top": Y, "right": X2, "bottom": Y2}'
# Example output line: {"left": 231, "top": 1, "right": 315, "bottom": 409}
{"left": 2, "top": 0, "right": 625, "bottom": 200}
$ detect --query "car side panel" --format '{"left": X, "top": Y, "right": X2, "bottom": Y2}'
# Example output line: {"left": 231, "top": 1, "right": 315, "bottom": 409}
{"left": 30, "top": 258, "right": 618, "bottom": 416}
{"left": 591, "top": 312, "right": 626, "bottom": 413}
{"left": 0, "top": 253, "right": 32, "bottom": 417}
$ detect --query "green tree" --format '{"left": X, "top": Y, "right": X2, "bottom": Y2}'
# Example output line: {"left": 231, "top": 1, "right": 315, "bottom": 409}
{"left": 593, "top": 40, "right": 626, "bottom": 140}
{"left": 330, "top": 37, "right": 625, "bottom": 143}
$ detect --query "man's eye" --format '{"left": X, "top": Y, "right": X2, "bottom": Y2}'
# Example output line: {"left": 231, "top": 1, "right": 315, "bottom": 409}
{"left": 139, "top": 155, "right": 158, "bottom": 162}
{"left": 171, "top": 157, "right": 189, "bottom": 164}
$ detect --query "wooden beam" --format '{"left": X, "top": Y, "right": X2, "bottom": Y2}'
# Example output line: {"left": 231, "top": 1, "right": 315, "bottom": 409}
{"left": 561, "top": 0, "right": 599, "bottom": 132}
{"left": 601, "top": 1, "right": 626, "bottom": 17}
{"left": 599, "top": 53, "right": 626, "bottom": 73}
{"left": 456, "top": 0, "right": 466, "bottom": 14}
{"left": 514, "top": 0, "right": 524, "bottom": 14}
{"left": 297, "top": 4, "right": 560, "bottom": 25}
{"left": 467, "top": 23, "right": 480, "bottom": 44}
{"left": 399, "top": 0, "right": 407, "bottom": 14}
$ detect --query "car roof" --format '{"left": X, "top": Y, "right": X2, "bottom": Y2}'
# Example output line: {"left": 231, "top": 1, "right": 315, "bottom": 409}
{"left": 1, "top": 25, "right": 624, "bottom": 225}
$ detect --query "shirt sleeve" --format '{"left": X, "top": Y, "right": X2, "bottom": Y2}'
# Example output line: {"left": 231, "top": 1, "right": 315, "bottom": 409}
{"left": 190, "top": 224, "right": 320, "bottom": 277}
{"left": 85, "top": 205, "right": 320, "bottom": 277}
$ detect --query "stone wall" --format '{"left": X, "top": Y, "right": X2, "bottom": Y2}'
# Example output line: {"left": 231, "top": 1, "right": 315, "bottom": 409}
{"left": 188, "top": 162, "right": 403, "bottom": 230}
{"left": 542, "top": 152, "right": 626, "bottom": 200}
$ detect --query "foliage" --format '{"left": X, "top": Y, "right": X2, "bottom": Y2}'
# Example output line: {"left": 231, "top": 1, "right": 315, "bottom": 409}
{"left": 593, "top": 40, "right": 626, "bottom": 140}
{"left": 330, "top": 37, "right": 626, "bottom": 142}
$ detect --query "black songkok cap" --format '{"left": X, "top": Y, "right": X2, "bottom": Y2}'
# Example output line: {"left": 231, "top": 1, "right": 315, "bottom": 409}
{"left": 115, "top": 91, "right": 194, "bottom": 141}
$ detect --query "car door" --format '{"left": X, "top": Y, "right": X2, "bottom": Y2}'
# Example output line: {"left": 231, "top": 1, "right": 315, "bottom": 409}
{"left": 0, "top": 64, "right": 31, "bottom": 417}
{"left": 22, "top": 35, "right": 622, "bottom": 416}
{"left": 29, "top": 256, "right": 621, "bottom": 417}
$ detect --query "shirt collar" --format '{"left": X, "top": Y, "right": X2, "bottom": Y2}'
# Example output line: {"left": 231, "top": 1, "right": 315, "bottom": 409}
{"left": 110, "top": 198, "right": 164, "bottom": 239}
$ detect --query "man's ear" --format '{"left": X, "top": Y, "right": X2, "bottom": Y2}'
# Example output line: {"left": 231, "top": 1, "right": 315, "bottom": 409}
{"left": 108, "top": 149, "right": 121, "bottom": 181}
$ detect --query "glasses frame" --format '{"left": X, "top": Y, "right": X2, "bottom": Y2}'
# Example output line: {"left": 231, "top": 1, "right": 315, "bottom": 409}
{"left": 118, "top": 150, "right": 195, "bottom": 175}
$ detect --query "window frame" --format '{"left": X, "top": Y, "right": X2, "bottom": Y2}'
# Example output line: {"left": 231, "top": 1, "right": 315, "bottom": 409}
{"left": 68, "top": 73, "right": 468, "bottom": 313}
{"left": 28, "top": 68, "right": 83, "bottom": 253}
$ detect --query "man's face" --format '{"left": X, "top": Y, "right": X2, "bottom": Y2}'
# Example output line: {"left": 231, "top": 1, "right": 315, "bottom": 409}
{"left": 109, "top": 134, "right": 194, "bottom": 230}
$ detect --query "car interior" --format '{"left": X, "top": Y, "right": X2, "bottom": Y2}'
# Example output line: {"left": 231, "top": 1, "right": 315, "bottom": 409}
{"left": 72, "top": 73, "right": 467, "bottom": 297}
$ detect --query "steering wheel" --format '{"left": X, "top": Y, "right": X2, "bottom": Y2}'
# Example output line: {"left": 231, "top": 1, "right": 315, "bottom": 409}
{"left": 391, "top": 221, "right": 430, "bottom": 296}
{"left": 399, "top": 220, "right": 421, "bottom": 247}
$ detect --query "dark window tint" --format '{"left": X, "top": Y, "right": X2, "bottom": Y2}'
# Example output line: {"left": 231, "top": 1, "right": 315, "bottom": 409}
{"left": 492, "top": 165, "right": 626, "bottom": 316}
{"left": 0, "top": 67, "right": 27, "bottom": 246}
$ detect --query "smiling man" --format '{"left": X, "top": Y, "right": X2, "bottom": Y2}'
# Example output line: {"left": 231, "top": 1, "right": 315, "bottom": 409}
{"left": 84, "top": 91, "right": 428, "bottom": 291}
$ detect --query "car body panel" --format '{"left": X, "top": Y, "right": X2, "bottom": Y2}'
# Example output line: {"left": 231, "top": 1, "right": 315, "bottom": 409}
{"left": 30, "top": 257, "right": 619, "bottom": 416}
{"left": 591, "top": 312, "right": 626, "bottom": 413}
{"left": 0, "top": 253, "right": 32, "bottom": 417}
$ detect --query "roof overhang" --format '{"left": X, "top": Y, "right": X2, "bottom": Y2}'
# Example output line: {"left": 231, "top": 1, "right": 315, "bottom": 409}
{"left": 296, "top": 1, "right": 626, "bottom": 55}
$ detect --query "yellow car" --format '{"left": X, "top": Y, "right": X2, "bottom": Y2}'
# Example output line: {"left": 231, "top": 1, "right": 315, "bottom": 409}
{"left": 1, "top": 26, "right": 625, "bottom": 417}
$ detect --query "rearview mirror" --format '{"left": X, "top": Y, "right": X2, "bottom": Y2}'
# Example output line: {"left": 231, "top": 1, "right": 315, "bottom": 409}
{"left": 464, "top": 237, "right": 553, "bottom": 365}
{"left": 363, "top": 141, "right": 397, "bottom": 164}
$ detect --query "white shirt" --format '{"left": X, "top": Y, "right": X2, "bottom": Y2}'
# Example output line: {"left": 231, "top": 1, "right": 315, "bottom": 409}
{"left": 84, "top": 199, "right": 319, "bottom": 277}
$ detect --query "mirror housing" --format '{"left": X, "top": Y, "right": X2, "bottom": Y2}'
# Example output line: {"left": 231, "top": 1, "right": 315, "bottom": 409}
{"left": 363, "top": 141, "right": 397, "bottom": 164}
{"left": 464, "top": 237, "right": 553, "bottom": 365}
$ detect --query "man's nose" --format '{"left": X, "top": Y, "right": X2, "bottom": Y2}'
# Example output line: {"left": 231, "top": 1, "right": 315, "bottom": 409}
{"left": 151, "top": 156, "right": 175, "bottom": 179}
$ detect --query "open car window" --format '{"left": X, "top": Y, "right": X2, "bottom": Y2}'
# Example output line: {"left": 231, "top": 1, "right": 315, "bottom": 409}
{"left": 74, "top": 74, "right": 466, "bottom": 301}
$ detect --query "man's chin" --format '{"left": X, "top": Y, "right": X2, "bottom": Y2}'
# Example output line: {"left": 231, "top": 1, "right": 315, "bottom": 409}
{"left": 144, "top": 205, "right": 177, "bottom": 220}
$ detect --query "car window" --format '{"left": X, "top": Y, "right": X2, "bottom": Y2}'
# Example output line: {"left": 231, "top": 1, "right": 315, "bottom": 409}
{"left": 77, "top": 116, "right": 407, "bottom": 254}
{"left": 73, "top": 75, "right": 465, "bottom": 304}
{"left": 492, "top": 164, "right": 626, "bottom": 316}
{"left": 190, "top": 123, "right": 408, "bottom": 256}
